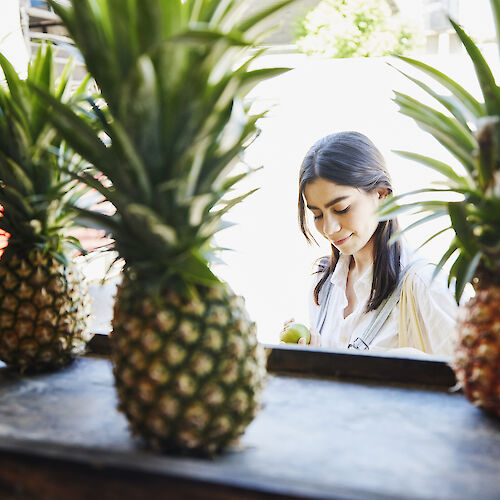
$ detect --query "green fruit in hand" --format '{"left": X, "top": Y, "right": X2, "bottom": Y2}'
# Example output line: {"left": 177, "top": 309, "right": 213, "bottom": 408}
{"left": 280, "top": 323, "right": 311, "bottom": 344}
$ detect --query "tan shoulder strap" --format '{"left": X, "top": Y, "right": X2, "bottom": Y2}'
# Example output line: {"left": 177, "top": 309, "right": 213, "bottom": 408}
{"left": 398, "top": 262, "right": 430, "bottom": 352}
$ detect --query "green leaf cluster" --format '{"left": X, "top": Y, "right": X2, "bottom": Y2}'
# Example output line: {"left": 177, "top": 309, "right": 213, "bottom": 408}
{"left": 0, "top": 44, "right": 93, "bottom": 264}
{"left": 41, "top": 0, "right": 294, "bottom": 288}
{"left": 294, "top": 0, "right": 417, "bottom": 58}
{"left": 381, "top": 0, "right": 500, "bottom": 302}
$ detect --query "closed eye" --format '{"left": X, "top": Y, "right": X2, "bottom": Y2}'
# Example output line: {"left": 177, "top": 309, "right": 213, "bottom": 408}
{"left": 313, "top": 206, "right": 349, "bottom": 219}
{"left": 334, "top": 206, "right": 350, "bottom": 214}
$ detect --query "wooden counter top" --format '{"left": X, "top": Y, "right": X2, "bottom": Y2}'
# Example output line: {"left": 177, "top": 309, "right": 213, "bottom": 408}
{"left": 0, "top": 355, "right": 499, "bottom": 500}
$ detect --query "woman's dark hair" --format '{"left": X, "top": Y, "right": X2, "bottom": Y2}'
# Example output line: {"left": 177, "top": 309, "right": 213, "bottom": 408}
{"left": 298, "top": 131, "right": 402, "bottom": 312}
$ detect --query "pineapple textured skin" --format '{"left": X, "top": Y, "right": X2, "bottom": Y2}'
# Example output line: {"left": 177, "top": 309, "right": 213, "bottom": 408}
{"left": 0, "top": 45, "right": 96, "bottom": 372}
{"left": 112, "top": 273, "right": 267, "bottom": 455}
{"left": 0, "top": 249, "right": 92, "bottom": 371}
{"left": 453, "top": 284, "right": 500, "bottom": 417}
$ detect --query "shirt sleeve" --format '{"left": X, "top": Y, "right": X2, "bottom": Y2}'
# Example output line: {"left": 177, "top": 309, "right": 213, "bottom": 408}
{"left": 404, "top": 264, "right": 458, "bottom": 356}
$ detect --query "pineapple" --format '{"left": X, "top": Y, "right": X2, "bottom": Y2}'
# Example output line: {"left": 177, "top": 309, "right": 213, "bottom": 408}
{"left": 43, "top": 0, "right": 293, "bottom": 453}
{"left": 381, "top": 0, "right": 500, "bottom": 416}
{"left": 112, "top": 276, "right": 266, "bottom": 453}
{"left": 0, "top": 46, "right": 93, "bottom": 371}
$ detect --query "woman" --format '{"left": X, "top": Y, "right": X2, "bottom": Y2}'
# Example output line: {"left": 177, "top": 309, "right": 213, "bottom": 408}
{"left": 296, "top": 131, "right": 457, "bottom": 356}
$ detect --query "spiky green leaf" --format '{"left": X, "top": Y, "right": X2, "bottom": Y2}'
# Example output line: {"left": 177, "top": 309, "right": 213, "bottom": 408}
{"left": 394, "top": 54, "right": 484, "bottom": 117}
{"left": 449, "top": 18, "right": 500, "bottom": 117}
{"left": 392, "top": 150, "right": 469, "bottom": 186}
{"left": 389, "top": 63, "right": 473, "bottom": 128}
{"left": 447, "top": 202, "right": 477, "bottom": 252}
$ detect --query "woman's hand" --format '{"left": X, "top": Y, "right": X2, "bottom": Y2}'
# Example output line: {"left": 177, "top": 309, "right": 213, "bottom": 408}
{"left": 279, "top": 320, "right": 320, "bottom": 346}
{"left": 298, "top": 327, "right": 321, "bottom": 346}
{"left": 279, "top": 318, "right": 295, "bottom": 344}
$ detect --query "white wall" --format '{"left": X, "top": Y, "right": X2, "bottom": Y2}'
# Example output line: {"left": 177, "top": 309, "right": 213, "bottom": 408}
{"left": 0, "top": 0, "right": 29, "bottom": 79}
{"left": 459, "top": 0, "right": 496, "bottom": 41}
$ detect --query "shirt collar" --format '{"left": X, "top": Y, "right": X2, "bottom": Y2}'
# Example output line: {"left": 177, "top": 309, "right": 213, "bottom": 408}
{"left": 330, "top": 253, "right": 350, "bottom": 287}
{"left": 354, "top": 261, "right": 373, "bottom": 297}
{"left": 330, "top": 253, "right": 373, "bottom": 298}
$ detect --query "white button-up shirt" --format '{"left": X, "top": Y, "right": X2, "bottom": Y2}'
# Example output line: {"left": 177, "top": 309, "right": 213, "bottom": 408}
{"left": 308, "top": 250, "right": 458, "bottom": 356}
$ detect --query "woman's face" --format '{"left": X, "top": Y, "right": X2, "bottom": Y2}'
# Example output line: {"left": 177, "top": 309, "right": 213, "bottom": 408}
{"left": 304, "top": 178, "right": 384, "bottom": 259}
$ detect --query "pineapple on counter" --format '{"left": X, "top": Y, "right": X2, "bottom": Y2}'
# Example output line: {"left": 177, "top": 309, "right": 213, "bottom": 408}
{"left": 0, "top": 46, "right": 93, "bottom": 371}
{"left": 381, "top": 0, "right": 500, "bottom": 416}
{"left": 42, "top": 0, "right": 293, "bottom": 454}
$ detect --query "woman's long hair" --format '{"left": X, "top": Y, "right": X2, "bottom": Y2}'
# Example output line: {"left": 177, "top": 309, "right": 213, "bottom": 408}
{"left": 298, "top": 131, "right": 402, "bottom": 312}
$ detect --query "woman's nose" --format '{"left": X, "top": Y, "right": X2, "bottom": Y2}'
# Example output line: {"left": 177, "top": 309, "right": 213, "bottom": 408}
{"left": 323, "top": 215, "right": 341, "bottom": 236}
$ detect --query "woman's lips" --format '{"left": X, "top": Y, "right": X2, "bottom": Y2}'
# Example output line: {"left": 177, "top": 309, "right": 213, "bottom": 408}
{"left": 333, "top": 234, "right": 352, "bottom": 246}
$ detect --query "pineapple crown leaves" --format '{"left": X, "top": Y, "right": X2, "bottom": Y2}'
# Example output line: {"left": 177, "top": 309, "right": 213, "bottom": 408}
{"left": 0, "top": 44, "right": 95, "bottom": 262}
{"left": 39, "top": 0, "right": 294, "bottom": 287}
{"left": 382, "top": 0, "right": 500, "bottom": 301}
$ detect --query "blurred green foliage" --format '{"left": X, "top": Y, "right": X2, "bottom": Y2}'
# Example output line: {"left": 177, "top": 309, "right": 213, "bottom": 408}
{"left": 294, "top": 0, "right": 417, "bottom": 58}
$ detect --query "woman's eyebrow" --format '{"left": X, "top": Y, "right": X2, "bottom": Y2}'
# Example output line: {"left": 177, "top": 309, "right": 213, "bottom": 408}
{"left": 307, "top": 195, "right": 349, "bottom": 210}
